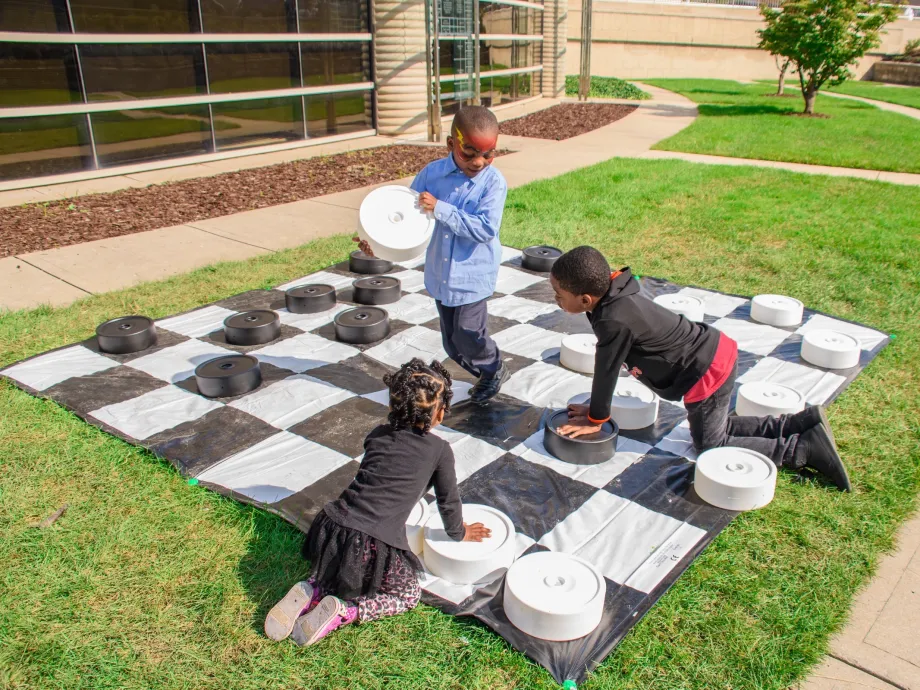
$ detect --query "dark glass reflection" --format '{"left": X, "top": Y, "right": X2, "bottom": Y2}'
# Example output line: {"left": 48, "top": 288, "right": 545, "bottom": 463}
{"left": 207, "top": 43, "right": 299, "bottom": 93}
{"left": 91, "top": 105, "right": 212, "bottom": 167}
{"left": 0, "top": 44, "right": 81, "bottom": 107}
{"left": 301, "top": 42, "right": 368, "bottom": 87}
{"left": 0, "top": 115, "right": 93, "bottom": 181}
{"left": 299, "top": 0, "right": 367, "bottom": 33}
{"left": 199, "top": 0, "right": 295, "bottom": 33}
{"left": 480, "top": 5, "right": 541, "bottom": 36}
{"left": 69, "top": 0, "right": 197, "bottom": 33}
{"left": 0, "top": 0, "right": 69, "bottom": 32}
{"left": 306, "top": 92, "right": 369, "bottom": 138}
{"left": 80, "top": 44, "right": 206, "bottom": 102}
{"left": 212, "top": 97, "right": 304, "bottom": 150}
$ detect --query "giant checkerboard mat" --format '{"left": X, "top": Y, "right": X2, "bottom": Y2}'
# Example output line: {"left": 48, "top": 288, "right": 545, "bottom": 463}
{"left": 2, "top": 246, "right": 890, "bottom": 684}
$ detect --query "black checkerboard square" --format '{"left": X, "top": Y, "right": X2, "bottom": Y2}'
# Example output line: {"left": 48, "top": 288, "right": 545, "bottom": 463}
{"left": 289, "top": 396, "right": 389, "bottom": 459}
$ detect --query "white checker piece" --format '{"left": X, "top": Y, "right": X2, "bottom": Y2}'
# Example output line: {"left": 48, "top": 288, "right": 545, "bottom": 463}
{"left": 2, "top": 346, "right": 117, "bottom": 391}
{"left": 89, "top": 386, "right": 221, "bottom": 440}
{"left": 675, "top": 287, "right": 747, "bottom": 318}
{"left": 796, "top": 313, "right": 887, "bottom": 350}
{"left": 197, "top": 431, "right": 352, "bottom": 504}
{"left": 738, "top": 357, "right": 845, "bottom": 406}
{"left": 229, "top": 375, "right": 354, "bottom": 429}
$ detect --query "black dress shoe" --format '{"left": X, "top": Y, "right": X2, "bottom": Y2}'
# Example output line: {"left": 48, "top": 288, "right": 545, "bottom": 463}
{"left": 795, "top": 422, "right": 851, "bottom": 492}
{"left": 470, "top": 363, "right": 509, "bottom": 405}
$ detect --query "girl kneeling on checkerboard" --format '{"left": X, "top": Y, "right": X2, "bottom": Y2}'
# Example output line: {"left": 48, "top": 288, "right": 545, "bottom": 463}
{"left": 264, "top": 358, "right": 490, "bottom": 646}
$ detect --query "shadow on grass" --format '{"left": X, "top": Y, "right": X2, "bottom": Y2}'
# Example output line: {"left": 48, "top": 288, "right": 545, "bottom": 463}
{"left": 698, "top": 103, "right": 794, "bottom": 117}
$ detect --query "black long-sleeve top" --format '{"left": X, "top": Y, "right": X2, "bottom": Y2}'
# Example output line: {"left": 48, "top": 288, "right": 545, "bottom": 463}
{"left": 586, "top": 268, "right": 721, "bottom": 423}
{"left": 323, "top": 424, "right": 465, "bottom": 551}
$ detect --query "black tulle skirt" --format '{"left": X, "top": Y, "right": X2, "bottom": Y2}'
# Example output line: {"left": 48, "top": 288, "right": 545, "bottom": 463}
{"left": 302, "top": 510, "right": 424, "bottom": 600}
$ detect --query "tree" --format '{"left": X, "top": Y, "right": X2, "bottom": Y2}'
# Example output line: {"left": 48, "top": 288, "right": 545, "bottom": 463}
{"left": 775, "top": 56, "right": 791, "bottom": 96}
{"left": 758, "top": 0, "right": 902, "bottom": 114}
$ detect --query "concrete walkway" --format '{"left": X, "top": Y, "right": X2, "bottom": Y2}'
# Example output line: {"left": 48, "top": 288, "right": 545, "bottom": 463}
{"left": 799, "top": 513, "right": 920, "bottom": 690}
{"left": 823, "top": 90, "right": 920, "bottom": 121}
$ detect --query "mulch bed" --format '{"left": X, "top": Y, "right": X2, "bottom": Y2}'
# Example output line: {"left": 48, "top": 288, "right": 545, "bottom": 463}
{"left": 499, "top": 103, "right": 638, "bottom": 141}
{"left": 0, "top": 145, "right": 454, "bottom": 258}
{"left": 784, "top": 112, "right": 832, "bottom": 119}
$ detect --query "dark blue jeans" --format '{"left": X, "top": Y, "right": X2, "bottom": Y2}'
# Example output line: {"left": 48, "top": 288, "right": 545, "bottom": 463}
{"left": 684, "top": 361, "right": 800, "bottom": 467}
{"left": 435, "top": 299, "right": 501, "bottom": 379}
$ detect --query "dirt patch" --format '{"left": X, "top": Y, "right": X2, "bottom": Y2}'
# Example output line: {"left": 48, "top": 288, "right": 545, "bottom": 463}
{"left": 0, "top": 145, "right": 458, "bottom": 258}
{"left": 499, "top": 103, "right": 638, "bottom": 140}
{"left": 763, "top": 93, "right": 800, "bottom": 99}
{"left": 783, "top": 112, "right": 832, "bottom": 119}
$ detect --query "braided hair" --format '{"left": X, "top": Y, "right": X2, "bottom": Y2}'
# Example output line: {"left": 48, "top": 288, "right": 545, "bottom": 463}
{"left": 382, "top": 358, "right": 453, "bottom": 434}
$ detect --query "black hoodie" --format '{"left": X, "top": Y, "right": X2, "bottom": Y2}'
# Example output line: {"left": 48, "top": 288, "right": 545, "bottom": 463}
{"left": 585, "top": 268, "right": 721, "bottom": 423}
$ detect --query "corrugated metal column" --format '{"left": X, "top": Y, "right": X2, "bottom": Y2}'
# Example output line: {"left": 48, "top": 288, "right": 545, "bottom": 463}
{"left": 578, "top": 0, "right": 592, "bottom": 101}
{"left": 541, "top": 0, "right": 567, "bottom": 99}
{"left": 373, "top": 0, "right": 430, "bottom": 136}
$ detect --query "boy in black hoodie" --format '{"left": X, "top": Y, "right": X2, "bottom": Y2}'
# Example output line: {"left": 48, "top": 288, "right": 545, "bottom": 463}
{"left": 549, "top": 246, "right": 851, "bottom": 492}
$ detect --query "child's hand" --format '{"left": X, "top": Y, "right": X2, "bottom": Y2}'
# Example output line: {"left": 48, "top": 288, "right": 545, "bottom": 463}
{"left": 418, "top": 192, "right": 437, "bottom": 213}
{"left": 557, "top": 417, "right": 603, "bottom": 438}
{"left": 567, "top": 403, "right": 590, "bottom": 418}
{"left": 462, "top": 521, "right": 492, "bottom": 542}
{"left": 352, "top": 237, "right": 374, "bottom": 256}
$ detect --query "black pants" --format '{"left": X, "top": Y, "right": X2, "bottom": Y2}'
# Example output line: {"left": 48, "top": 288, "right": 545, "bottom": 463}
{"left": 684, "top": 361, "right": 800, "bottom": 467}
{"left": 436, "top": 299, "right": 501, "bottom": 379}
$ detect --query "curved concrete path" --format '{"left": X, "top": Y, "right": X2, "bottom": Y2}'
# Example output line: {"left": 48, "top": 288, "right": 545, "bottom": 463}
{"left": 823, "top": 90, "right": 920, "bottom": 121}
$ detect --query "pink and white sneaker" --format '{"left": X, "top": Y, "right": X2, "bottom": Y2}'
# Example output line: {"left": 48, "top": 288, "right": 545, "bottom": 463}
{"left": 290, "top": 596, "right": 357, "bottom": 647}
{"left": 264, "top": 581, "right": 322, "bottom": 641}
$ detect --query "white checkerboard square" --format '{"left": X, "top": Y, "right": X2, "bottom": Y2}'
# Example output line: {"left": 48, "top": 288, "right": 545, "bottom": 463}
{"left": 251, "top": 332, "right": 359, "bottom": 373}
{"left": 537, "top": 490, "right": 631, "bottom": 553}
{"left": 363, "top": 379, "right": 472, "bottom": 407}
{"left": 487, "top": 295, "right": 558, "bottom": 323}
{"left": 395, "top": 254, "right": 427, "bottom": 270}
{"left": 275, "top": 303, "right": 350, "bottom": 331}
{"left": 229, "top": 374, "right": 354, "bottom": 429}
{"left": 494, "top": 265, "right": 544, "bottom": 294}
{"left": 126, "top": 339, "right": 233, "bottom": 383}
{"left": 155, "top": 306, "right": 237, "bottom": 338}
{"left": 511, "top": 429, "right": 652, "bottom": 489}
{"left": 2, "top": 346, "right": 117, "bottom": 391}
{"left": 89, "top": 385, "right": 221, "bottom": 440}
{"left": 389, "top": 270, "right": 427, "bottom": 293}
{"left": 654, "top": 421, "right": 697, "bottom": 460}
{"left": 385, "top": 293, "right": 439, "bottom": 325}
{"left": 796, "top": 314, "right": 887, "bottom": 350}
{"left": 502, "top": 361, "right": 592, "bottom": 408}
{"left": 493, "top": 324, "right": 563, "bottom": 360}
{"left": 432, "top": 426, "right": 506, "bottom": 483}
{"left": 501, "top": 246, "right": 523, "bottom": 264}
{"left": 364, "top": 326, "right": 448, "bottom": 368}
{"left": 197, "top": 431, "right": 353, "bottom": 504}
{"left": 277, "top": 270, "right": 356, "bottom": 292}
{"left": 711, "top": 318, "right": 791, "bottom": 356}
{"left": 676, "top": 287, "right": 747, "bottom": 318}
{"left": 738, "top": 357, "right": 846, "bottom": 406}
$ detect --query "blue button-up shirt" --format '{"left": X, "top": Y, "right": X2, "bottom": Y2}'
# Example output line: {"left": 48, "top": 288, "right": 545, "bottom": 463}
{"left": 410, "top": 155, "right": 507, "bottom": 307}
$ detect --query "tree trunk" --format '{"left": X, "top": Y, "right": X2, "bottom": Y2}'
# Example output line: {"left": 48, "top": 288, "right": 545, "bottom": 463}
{"left": 776, "top": 58, "right": 790, "bottom": 96}
{"left": 804, "top": 86, "right": 817, "bottom": 114}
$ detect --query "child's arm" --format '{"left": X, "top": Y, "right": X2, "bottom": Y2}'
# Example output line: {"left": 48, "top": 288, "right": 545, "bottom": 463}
{"left": 431, "top": 445, "right": 466, "bottom": 541}
{"left": 560, "top": 326, "right": 633, "bottom": 437}
{"left": 429, "top": 177, "right": 507, "bottom": 244}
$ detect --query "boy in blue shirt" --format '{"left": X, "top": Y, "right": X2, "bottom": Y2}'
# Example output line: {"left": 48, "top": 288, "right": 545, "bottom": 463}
{"left": 357, "top": 106, "right": 509, "bottom": 404}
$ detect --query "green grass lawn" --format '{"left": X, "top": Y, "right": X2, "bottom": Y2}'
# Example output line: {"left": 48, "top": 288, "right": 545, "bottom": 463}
{"left": 564, "top": 75, "right": 651, "bottom": 100}
{"left": 644, "top": 79, "right": 920, "bottom": 173}
{"left": 826, "top": 81, "right": 920, "bottom": 110}
{"left": 2, "top": 158, "right": 919, "bottom": 690}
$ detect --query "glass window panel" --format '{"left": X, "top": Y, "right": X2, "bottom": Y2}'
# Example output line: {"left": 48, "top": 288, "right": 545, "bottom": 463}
{"left": 305, "top": 92, "right": 369, "bottom": 138}
{"left": 91, "top": 105, "right": 212, "bottom": 167}
{"left": 0, "top": 0, "right": 69, "bottom": 32}
{"left": 69, "top": 0, "right": 196, "bottom": 33}
{"left": 478, "top": 70, "right": 538, "bottom": 108}
{"left": 0, "top": 115, "right": 93, "bottom": 182}
{"left": 299, "top": 0, "right": 367, "bottom": 33}
{"left": 199, "top": 0, "right": 294, "bottom": 33}
{"left": 0, "top": 44, "right": 81, "bottom": 107}
{"left": 80, "top": 44, "right": 206, "bottom": 102}
{"left": 480, "top": 6, "right": 541, "bottom": 35}
{"left": 212, "top": 96, "right": 303, "bottom": 151}
{"left": 480, "top": 39, "right": 538, "bottom": 72}
{"left": 301, "top": 42, "right": 369, "bottom": 87}
{"left": 207, "top": 43, "right": 299, "bottom": 94}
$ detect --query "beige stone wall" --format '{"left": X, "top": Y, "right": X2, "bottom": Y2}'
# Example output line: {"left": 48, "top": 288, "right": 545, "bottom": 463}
{"left": 373, "top": 0, "right": 429, "bottom": 135}
{"left": 566, "top": 0, "right": 920, "bottom": 81}
{"left": 543, "top": 0, "right": 568, "bottom": 96}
